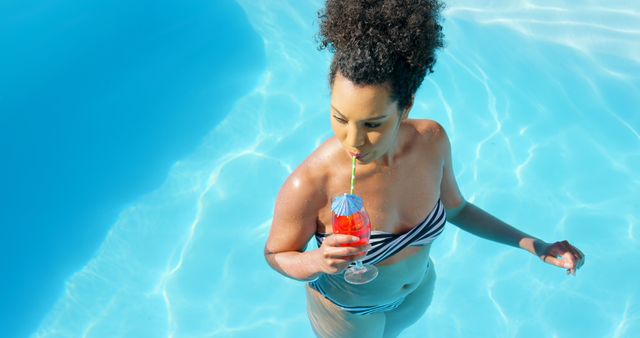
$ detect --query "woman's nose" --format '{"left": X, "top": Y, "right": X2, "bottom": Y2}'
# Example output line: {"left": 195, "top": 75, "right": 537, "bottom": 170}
{"left": 346, "top": 123, "right": 365, "bottom": 148}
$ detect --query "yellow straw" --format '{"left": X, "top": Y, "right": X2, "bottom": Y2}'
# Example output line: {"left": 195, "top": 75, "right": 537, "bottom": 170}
{"left": 350, "top": 155, "right": 356, "bottom": 194}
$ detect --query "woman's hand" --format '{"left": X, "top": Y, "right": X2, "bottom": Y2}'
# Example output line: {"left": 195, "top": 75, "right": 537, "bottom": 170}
{"left": 313, "top": 234, "right": 371, "bottom": 275}
{"left": 536, "top": 240, "right": 585, "bottom": 276}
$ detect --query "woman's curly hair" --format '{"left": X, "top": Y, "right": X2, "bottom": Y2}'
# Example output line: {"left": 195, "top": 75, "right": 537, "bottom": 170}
{"left": 317, "top": 0, "right": 445, "bottom": 111}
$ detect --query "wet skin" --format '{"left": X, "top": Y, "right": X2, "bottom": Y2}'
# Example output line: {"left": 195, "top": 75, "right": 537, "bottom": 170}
{"left": 264, "top": 70, "right": 467, "bottom": 337}
{"left": 301, "top": 72, "right": 459, "bottom": 337}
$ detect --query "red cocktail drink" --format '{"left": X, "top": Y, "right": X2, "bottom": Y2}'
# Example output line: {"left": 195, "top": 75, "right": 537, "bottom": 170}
{"left": 332, "top": 211, "right": 371, "bottom": 247}
{"left": 331, "top": 193, "right": 378, "bottom": 284}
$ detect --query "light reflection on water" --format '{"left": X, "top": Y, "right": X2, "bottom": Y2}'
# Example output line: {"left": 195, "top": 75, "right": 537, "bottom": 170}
{"left": 34, "top": 1, "right": 639, "bottom": 337}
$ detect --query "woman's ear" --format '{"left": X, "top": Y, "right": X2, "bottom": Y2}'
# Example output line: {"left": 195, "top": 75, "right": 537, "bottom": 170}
{"left": 401, "top": 96, "right": 415, "bottom": 120}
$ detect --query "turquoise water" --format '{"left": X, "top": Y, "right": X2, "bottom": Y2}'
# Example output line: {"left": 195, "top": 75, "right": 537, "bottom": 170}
{"left": 6, "top": 0, "right": 640, "bottom": 337}
{"left": 0, "top": 1, "right": 264, "bottom": 337}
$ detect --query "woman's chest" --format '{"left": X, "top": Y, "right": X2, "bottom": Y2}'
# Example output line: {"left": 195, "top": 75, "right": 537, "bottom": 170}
{"left": 317, "top": 156, "right": 443, "bottom": 234}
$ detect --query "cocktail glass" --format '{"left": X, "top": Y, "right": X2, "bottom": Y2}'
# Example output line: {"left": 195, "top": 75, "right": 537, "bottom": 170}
{"left": 332, "top": 193, "right": 379, "bottom": 284}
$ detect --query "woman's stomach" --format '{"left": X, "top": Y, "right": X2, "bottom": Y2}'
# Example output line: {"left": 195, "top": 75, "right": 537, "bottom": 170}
{"left": 316, "top": 246, "right": 432, "bottom": 306}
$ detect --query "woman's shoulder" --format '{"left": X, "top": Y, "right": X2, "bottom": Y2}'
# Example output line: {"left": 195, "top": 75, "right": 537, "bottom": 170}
{"left": 406, "top": 118, "right": 447, "bottom": 138}
{"left": 277, "top": 137, "right": 341, "bottom": 201}
{"left": 405, "top": 118, "right": 449, "bottom": 150}
{"left": 299, "top": 136, "right": 341, "bottom": 176}
{"left": 269, "top": 140, "right": 341, "bottom": 253}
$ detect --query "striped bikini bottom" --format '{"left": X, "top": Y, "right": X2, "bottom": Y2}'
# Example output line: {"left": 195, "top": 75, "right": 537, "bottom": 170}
{"left": 307, "top": 278, "right": 407, "bottom": 316}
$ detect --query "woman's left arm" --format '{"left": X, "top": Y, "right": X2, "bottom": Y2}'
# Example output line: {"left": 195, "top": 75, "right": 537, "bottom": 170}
{"left": 435, "top": 122, "right": 585, "bottom": 276}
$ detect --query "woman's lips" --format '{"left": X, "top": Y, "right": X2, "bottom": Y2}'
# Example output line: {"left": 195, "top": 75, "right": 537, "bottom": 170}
{"left": 349, "top": 152, "right": 367, "bottom": 159}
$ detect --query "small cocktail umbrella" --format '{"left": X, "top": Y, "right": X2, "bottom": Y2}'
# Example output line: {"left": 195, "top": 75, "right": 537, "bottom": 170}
{"left": 331, "top": 193, "right": 363, "bottom": 217}
{"left": 331, "top": 156, "right": 369, "bottom": 245}
{"left": 331, "top": 193, "right": 368, "bottom": 238}
{"left": 330, "top": 155, "right": 378, "bottom": 284}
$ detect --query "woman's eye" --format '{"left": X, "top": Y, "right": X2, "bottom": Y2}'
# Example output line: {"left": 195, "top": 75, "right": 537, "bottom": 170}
{"left": 332, "top": 116, "right": 380, "bottom": 128}
{"left": 365, "top": 122, "right": 381, "bottom": 129}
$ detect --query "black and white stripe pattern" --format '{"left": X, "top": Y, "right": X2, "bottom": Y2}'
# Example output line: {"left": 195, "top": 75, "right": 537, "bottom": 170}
{"left": 309, "top": 203, "right": 444, "bottom": 315}
{"left": 315, "top": 199, "right": 446, "bottom": 266}
{"left": 308, "top": 278, "right": 406, "bottom": 315}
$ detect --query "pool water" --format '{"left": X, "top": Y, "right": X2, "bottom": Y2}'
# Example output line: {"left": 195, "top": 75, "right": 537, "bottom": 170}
{"left": 0, "top": 0, "right": 264, "bottom": 337}
{"left": 7, "top": 0, "right": 640, "bottom": 337}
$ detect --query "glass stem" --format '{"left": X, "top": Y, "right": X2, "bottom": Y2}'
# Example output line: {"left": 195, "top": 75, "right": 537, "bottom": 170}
{"left": 354, "top": 260, "right": 364, "bottom": 270}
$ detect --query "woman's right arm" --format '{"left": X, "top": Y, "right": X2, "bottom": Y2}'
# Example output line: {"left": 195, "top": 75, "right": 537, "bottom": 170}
{"left": 264, "top": 164, "right": 366, "bottom": 281}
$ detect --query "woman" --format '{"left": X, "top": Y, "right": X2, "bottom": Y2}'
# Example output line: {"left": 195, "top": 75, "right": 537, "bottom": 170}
{"left": 264, "top": 1, "right": 585, "bottom": 337}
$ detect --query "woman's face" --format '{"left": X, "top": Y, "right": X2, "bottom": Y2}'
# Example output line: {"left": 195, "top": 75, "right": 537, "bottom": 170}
{"left": 330, "top": 72, "right": 408, "bottom": 166}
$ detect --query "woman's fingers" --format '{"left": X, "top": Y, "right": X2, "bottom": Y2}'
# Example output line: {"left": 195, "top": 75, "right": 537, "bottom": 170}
{"left": 561, "top": 248, "right": 576, "bottom": 268}
{"left": 331, "top": 234, "right": 361, "bottom": 246}
{"left": 323, "top": 235, "right": 369, "bottom": 259}
{"left": 542, "top": 251, "right": 571, "bottom": 269}
{"left": 575, "top": 247, "right": 585, "bottom": 269}
{"left": 345, "top": 245, "right": 371, "bottom": 260}
{"left": 543, "top": 255, "right": 574, "bottom": 276}
{"left": 541, "top": 240, "right": 585, "bottom": 276}
{"left": 327, "top": 243, "right": 370, "bottom": 259}
{"left": 570, "top": 243, "right": 585, "bottom": 269}
{"left": 560, "top": 250, "right": 577, "bottom": 276}
{"left": 560, "top": 240, "right": 586, "bottom": 274}
{"left": 564, "top": 243, "right": 584, "bottom": 270}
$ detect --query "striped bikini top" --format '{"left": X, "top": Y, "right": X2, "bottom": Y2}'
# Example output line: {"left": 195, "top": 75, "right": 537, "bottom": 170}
{"left": 314, "top": 199, "right": 446, "bottom": 266}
